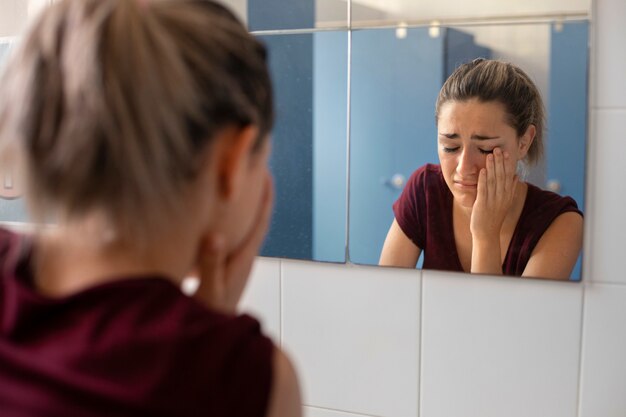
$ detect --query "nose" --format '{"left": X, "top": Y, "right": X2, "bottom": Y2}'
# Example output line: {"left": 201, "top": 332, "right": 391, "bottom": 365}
{"left": 456, "top": 149, "right": 478, "bottom": 178}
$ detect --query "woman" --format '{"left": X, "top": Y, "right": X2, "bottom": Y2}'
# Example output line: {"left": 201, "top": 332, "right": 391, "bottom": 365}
{"left": 0, "top": 0, "right": 301, "bottom": 416}
{"left": 379, "top": 59, "right": 583, "bottom": 280}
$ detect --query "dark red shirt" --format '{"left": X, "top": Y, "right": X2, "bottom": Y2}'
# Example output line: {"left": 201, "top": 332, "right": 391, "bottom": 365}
{"left": 0, "top": 228, "right": 273, "bottom": 417}
{"left": 393, "top": 164, "right": 583, "bottom": 276}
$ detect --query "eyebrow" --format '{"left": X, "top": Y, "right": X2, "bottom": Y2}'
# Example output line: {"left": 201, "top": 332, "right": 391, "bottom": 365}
{"left": 439, "top": 133, "right": 500, "bottom": 141}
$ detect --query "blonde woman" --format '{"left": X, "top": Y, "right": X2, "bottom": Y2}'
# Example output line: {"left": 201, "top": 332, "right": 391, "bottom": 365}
{"left": 0, "top": 0, "right": 301, "bottom": 415}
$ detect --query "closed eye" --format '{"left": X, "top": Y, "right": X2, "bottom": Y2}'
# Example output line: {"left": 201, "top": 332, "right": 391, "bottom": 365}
{"left": 442, "top": 147, "right": 460, "bottom": 153}
{"left": 479, "top": 148, "right": 494, "bottom": 155}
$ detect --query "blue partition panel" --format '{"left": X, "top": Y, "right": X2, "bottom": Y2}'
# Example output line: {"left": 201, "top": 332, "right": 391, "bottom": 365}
{"left": 547, "top": 21, "right": 589, "bottom": 280}
{"left": 259, "top": 34, "right": 314, "bottom": 260}
{"left": 313, "top": 32, "right": 348, "bottom": 263}
{"left": 248, "top": 0, "right": 314, "bottom": 31}
{"left": 349, "top": 28, "right": 445, "bottom": 265}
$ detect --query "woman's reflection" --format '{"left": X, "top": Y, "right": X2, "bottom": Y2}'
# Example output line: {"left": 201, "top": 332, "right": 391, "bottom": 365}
{"left": 379, "top": 59, "right": 583, "bottom": 280}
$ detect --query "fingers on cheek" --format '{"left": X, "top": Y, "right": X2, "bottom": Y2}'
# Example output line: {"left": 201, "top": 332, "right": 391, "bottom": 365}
{"left": 487, "top": 155, "right": 497, "bottom": 187}
{"left": 486, "top": 153, "right": 493, "bottom": 170}
{"left": 478, "top": 168, "right": 488, "bottom": 199}
{"left": 497, "top": 150, "right": 505, "bottom": 175}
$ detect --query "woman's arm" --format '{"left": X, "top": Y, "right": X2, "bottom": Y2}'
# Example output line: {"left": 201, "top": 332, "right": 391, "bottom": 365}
{"left": 266, "top": 347, "right": 302, "bottom": 417}
{"left": 521, "top": 212, "right": 583, "bottom": 280}
{"left": 379, "top": 219, "right": 422, "bottom": 267}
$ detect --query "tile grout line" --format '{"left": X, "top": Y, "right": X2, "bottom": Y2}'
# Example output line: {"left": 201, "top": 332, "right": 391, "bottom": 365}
{"left": 304, "top": 404, "right": 383, "bottom": 417}
{"left": 578, "top": 12, "right": 594, "bottom": 412}
{"left": 417, "top": 271, "right": 425, "bottom": 417}
{"left": 575, "top": 285, "right": 587, "bottom": 417}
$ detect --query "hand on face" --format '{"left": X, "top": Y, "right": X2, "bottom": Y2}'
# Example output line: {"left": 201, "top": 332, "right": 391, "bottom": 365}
{"left": 470, "top": 147, "right": 518, "bottom": 241}
{"left": 193, "top": 172, "right": 274, "bottom": 313}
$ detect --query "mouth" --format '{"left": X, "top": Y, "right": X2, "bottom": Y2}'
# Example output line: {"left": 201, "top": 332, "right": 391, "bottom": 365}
{"left": 453, "top": 180, "right": 477, "bottom": 190}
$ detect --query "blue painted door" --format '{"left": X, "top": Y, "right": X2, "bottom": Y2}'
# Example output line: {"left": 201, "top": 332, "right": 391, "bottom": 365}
{"left": 349, "top": 28, "right": 444, "bottom": 265}
{"left": 547, "top": 21, "right": 589, "bottom": 280}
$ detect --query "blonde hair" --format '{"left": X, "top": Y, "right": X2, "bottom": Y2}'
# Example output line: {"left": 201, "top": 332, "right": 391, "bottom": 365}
{"left": 435, "top": 59, "right": 545, "bottom": 165}
{"left": 0, "top": 0, "right": 273, "bottom": 241}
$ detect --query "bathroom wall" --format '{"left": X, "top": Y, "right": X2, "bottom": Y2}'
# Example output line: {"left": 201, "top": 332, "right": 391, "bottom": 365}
{"left": 239, "top": 1, "right": 626, "bottom": 416}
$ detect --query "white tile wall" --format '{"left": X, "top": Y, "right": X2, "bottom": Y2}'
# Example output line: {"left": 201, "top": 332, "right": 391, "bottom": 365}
{"left": 0, "top": 0, "right": 51, "bottom": 38}
{"left": 282, "top": 261, "right": 420, "bottom": 417}
{"left": 238, "top": 257, "right": 281, "bottom": 343}
{"left": 579, "top": 284, "right": 626, "bottom": 417}
{"left": 587, "top": 110, "right": 626, "bottom": 284}
{"left": 420, "top": 271, "right": 583, "bottom": 417}
{"left": 593, "top": 0, "right": 626, "bottom": 108}
{"left": 0, "top": 0, "right": 28, "bottom": 37}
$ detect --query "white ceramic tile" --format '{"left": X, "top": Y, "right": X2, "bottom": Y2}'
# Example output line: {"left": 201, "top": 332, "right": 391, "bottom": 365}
{"left": 579, "top": 284, "right": 626, "bottom": 417}
{"left": 282, "top": 261, "right": 420, "bottom": 417}
{"left": 593, "top": 0, "right": 626, "bottom": 108}
{"left": 586, "top": 110, "right": 626, "bottom": 283}
{"left": 581, "top": 110, "right": 597, "bottom": 283}
{"left": 304, "top": 406, "right": 374, "bottom": 417}
{"left": 420, "top": 270, "right": 583, "bottom": 417}
{"left": 238, "top": 257, "right": 281, "bottom": 343}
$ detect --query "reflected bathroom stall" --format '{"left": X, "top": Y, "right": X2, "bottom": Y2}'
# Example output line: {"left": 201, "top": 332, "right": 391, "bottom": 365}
{"left": 258, "top": 31, "right": 348, "bottom": 263}
{"left": 348, "top": 21, "right": 589, "bottom": 280}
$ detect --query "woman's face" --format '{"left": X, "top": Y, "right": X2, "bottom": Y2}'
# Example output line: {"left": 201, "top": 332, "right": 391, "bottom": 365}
{"left": 437, "top": 99, "right": 531, "bottom": 208}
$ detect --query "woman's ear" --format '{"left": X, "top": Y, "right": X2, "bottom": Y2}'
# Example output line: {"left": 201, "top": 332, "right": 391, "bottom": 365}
{"left": 216, "top": 125, "right": 259, "bottom": 201}
{"left": 518, "top": 124, "right": 536, "bottom": 159}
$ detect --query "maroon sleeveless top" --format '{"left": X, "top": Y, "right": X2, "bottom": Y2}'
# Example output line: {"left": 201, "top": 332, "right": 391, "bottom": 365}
{"left": 393, "top": 164, "right": 583, "bottom": 276}
{"left": 0, "top": 228, "right": 273, "bottom": 417}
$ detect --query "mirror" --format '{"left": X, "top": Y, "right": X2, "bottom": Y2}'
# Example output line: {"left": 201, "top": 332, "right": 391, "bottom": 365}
{"left": 256, "top": 31, "right": 349, "bottom": 263}
{"left": 0, "top": 29, "right": 350, "bottom": 263}
{"left": 0, "top": 0, "right": 592, "bottom": 280}
{"left": 349, "top": 21, "right": 589, "bottom": 280}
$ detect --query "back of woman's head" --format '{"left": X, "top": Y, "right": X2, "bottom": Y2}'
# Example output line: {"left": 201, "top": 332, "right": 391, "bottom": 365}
{"left": 0, "top": 0, "right": 273, "bottom": 240}
{"left": 435, "top": 59, "right": 544, "bottom": 165}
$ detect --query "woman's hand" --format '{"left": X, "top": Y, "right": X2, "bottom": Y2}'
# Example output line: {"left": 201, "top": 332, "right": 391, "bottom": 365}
{"left": 470, "top": 147, "right": 518, "bottom": 242}
{"left": 193, "top": 174, "right": 274, "bottom": 313}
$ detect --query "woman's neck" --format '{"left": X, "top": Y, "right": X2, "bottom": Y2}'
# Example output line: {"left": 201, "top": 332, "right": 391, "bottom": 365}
{"left": 32, "top": 225, "right": 198, "bottom": 298}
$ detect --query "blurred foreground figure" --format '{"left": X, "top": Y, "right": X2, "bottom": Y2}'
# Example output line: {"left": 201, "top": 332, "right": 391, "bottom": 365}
{"left": 0, "top": 1, "right": 301, "bottom": 416}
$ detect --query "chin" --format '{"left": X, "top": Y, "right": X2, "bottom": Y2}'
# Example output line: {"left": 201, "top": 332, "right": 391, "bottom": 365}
{"left": 454, "top": 193, "right": 476, "bottom": 208}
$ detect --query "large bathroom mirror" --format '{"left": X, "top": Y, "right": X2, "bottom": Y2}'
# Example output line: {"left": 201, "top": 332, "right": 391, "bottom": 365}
{"left": 0, "top": 0, "right": 592, "bottom": 280}
{"left": 0, "top": 1, "right": 352, "bottom": 263}
{"left": 349, "top": 20, "right": 589, "bottom": 280}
